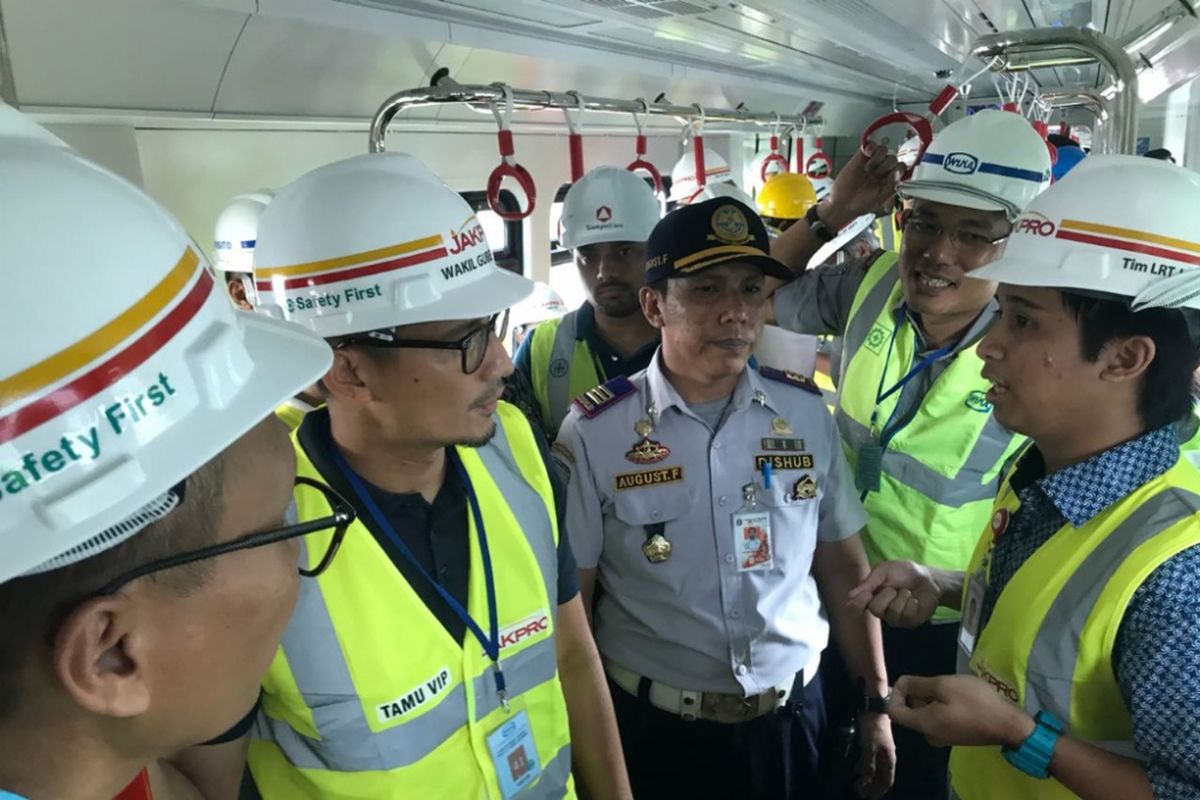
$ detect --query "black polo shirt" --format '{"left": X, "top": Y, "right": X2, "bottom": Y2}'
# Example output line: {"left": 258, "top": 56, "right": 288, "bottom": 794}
{"left": 298, "top": 408, "right": 580, "bottom": 643}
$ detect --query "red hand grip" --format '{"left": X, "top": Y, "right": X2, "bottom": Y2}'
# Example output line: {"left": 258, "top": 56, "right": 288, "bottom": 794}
{"left": 627, "top": 159, "right": 664, "bottom": 194}
{"left": 805, "top": 152, "right": 833, "bottom": 179}
{"left": 635, "top": 134, "right": 649, "bottom": 157}
{"left": 928, "top": 85, "right": 959, "bottom": 117}
{"left": 814, "top": 136, "right": 824, "bottom": 150}
{"left": 1046, "top": 141, "right": 1058, "bottom": 167}
{"left": 693, "top": 135, "right": 708, "bottom": 188}
{"left": 487, "top": 163, "right": 537, "bottom": 221}
{"left": 1032, "top": 120, "right": 1049, "bottom": 139}
{"left": 760, "top": 153, "right": 789, "bottom": 182}
{"left": 497, "top": 130, "right": 516, "bottom": 158}
{"left": 860, "top": 111, "right": 934, "bottom": 180}
{"left": 795, "top": 138, "right": 804, "bottom": 173}
{"left": 1002, "top": 101, "right": 1018, "bottom": 113}
{"left": 568, "top": 133, "right": 584, "bottom": 183}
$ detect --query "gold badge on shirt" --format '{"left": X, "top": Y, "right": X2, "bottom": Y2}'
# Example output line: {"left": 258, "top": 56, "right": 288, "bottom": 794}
{"left": 792, "top": 475, "right": 817, "bottom": 501}
{"left": 626, "top": 438, "right": 671, "bottom": 465}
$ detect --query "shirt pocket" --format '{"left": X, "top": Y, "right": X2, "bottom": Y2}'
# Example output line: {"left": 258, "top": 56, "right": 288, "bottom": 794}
{"left": 606, "top": 486, "right": 695, "bottom": 578}
{"left": 758, "top": 479, "right": 820, "bottom": 570}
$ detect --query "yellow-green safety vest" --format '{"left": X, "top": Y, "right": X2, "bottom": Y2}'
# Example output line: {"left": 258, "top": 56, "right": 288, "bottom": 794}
{"left": 274, "top": 398, "right": 317, "bottom": 432}
{"left": 873, "top": 213, "right": 902, "bottom": 252}
{"left": 950, "top": 455, "right": 1200, "bottom": 799}
{"left": 528, "top": 311, "right": 603, "bottom": 434}
{"left": 837, "top": 252, "right": 1024, "bottom": 618}
{"left": 249, "top": 402, "right": 576, "bottom": 799}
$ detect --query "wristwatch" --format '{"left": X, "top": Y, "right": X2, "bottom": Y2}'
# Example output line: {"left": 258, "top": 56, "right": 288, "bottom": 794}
{"left": 805, "top": 203, "right": 835, "bottom": 242}
{"left": 856, "top": 678, "right": 891, "bottom": 714}
{"left": 1002, "top": 709, "right": 1064, "bottom": 779}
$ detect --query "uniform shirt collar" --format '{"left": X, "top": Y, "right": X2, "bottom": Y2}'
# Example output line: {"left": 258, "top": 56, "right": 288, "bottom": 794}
{"left": 1014, "top": 425, "right": 1180, "bottom": 528}
{"left": 898, "top": 297, "right": 999, "bottom": 357}
{"left": 645, "top": 349, "right": 768, "bottom": 419}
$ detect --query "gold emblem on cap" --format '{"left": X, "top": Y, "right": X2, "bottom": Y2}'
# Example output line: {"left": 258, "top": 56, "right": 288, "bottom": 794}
{"left": 710, "top": 205, "right": 752, "bottom": 245}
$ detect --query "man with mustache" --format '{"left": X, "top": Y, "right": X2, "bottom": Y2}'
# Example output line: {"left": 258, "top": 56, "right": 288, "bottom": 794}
{"left": 771, "top": 110, "right": 1052, "bottom": 799}
{"left": 516, "top": 166, "right": 661, "bottom": 436}
{"left": 556, "top": 198, "right": 894, "bottom": 799}
{"left": 238, "top": 152, "right": 630, "bottom": 799}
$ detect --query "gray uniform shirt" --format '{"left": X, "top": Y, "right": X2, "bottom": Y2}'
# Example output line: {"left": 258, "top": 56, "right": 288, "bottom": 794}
{"left": 556, "top": 352, "right": 867, "bottom": 695}
{"left": 773, "top": 257, "right": 998, "bottom": 428}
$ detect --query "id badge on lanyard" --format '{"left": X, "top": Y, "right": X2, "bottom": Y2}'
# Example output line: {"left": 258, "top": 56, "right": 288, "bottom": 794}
{"left": 857, "top": 308, "right": 952, "bottom": 495}
{"left": 959, "top": 506, "right": 1010, "bottom": 659}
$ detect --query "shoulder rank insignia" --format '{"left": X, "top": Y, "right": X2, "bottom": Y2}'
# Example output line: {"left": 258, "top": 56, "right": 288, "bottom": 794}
{"left": 758, "top": 365, "right": 821, "bottom": 396}
{"left": 572, "top": 375, "right": 638, "bottom": 419}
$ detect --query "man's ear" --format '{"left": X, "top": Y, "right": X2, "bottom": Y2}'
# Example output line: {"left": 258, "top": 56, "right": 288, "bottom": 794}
{"left": 225, "top": 278, "right": 253, "bottom": 312}
{"left": 1098, "top": 334, "right": 1156, "bottom": 384}
{"left": 640, "top": 286, "right": 666, "bottom": 330}
{"left": 321, "top": 349, "right": 374, "bottom": 403}
{"left": 53, "top": 596, "right": 151, "bottom": 718}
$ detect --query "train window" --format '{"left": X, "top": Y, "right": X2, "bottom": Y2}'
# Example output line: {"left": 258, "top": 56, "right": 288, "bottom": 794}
{"left": 549, "top": 183, "right": 572, "bottom": 267}
{"left": 460, "top": 190, "right": 524, "bottom": 275}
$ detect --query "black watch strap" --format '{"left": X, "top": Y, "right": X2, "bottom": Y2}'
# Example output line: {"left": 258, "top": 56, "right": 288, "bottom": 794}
{"left": 806, "top": 203, "right": 835, "bottom": 242}
{"left": 857, "top": 677, "right": 891, "bottom": 714}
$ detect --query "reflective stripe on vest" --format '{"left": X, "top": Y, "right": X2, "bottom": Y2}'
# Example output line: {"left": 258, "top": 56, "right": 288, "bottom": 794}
{"left": 837, "top": 252, "right": 1023, "bottom": 589}
{"left": 951, "top": 459, "right": 1200, "bottom": 799}
{"left": 529, "top": 311, "right": 603, "bottom": 433}
{"left": 250, "top": 403, "right": 575, "bottom": 799}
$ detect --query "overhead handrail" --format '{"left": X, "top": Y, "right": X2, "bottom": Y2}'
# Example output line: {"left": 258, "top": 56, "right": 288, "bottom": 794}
{"left": 369, "top": 76, "right": 825, "bottom": 154}
{"left": 971, "top": 27, "right": 1138, "bottom": 153}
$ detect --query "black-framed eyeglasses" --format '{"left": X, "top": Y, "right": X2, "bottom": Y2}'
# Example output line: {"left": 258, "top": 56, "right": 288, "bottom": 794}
{"left": 92, "top": 476, "right": 356, "bottom": 597}
{"left": 335, "top": 310, "right": 509, "bottom": 375}
{"left": 900, "top": 215, "right": 1010, "bottom": 257}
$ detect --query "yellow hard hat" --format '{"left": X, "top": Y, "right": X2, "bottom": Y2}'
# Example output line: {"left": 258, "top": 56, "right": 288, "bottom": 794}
{"left": 756, "top": 172, "right": 818, "bottom": 220}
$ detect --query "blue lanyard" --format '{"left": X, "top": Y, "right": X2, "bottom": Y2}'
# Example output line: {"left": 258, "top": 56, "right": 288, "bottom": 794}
{"left": 330, "top": 446, "right": 509, "bottom": 710}
{"left": 870, "top": 304, "right": 953, "bottom": 436}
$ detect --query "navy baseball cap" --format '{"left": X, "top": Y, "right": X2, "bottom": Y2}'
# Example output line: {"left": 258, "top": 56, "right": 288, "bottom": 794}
{"left": 644, "top": 197, "right": 794, "bottom": 285}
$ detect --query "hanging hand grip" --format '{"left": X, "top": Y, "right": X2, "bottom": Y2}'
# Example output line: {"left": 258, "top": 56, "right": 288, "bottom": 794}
{"left": 859, "top": 112, "right": 934, "bottom": 180}
{"left": 487, "top": 85, "right": 536, "bottom": 220}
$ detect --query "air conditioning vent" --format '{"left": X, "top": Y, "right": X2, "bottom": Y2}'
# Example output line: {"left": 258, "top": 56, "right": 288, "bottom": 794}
{"left": 614, "top": 5, "right": 671, "bottom": 18}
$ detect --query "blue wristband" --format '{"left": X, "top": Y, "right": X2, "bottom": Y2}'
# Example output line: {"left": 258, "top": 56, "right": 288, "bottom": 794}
{"left": 1002, "top": 709, "right": 1064, "bottom": 779}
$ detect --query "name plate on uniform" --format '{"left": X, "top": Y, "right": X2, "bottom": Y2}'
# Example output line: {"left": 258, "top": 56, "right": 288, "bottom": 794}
{"left": 614, "top": 466, "right": 684, "bottom": 491}
{"left": 760, "top": 437, "right": 805, "bottom": 452}
{"left": 753, "top": 454, "right": 814, "bottom": 471}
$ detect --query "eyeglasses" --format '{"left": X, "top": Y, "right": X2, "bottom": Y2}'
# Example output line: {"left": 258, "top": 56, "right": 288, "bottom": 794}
{"left": 92, "top": 476, "right": 356, "bottom": 597}
{"left": 901, "top": 216, "right": 1010, "bottom": 258}
{"left": 335, "top": 310, "right": 509, "bottom": 375}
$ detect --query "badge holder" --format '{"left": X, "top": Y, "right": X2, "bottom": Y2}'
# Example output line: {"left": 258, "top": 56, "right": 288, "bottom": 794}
{"left": 733, "top": 482, "right": 773, "bottom": 572}
{"left": 486, "top": 710, "right": 543, "bottom": 800}
{"left": 626, "top": 98, "right": 664, "bottom": 196}
{"left": 487, "top": 83, "right": 537, "bottom": 221}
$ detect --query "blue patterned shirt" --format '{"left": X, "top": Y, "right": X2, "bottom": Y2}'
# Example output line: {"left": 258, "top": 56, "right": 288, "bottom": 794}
{"left": 979, "top": 426, "right": 1200, "bottom": 799}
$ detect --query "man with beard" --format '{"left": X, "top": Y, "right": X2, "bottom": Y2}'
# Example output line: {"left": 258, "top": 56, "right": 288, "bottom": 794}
{"left": 771, "top": 109, "right": 1052, "bottom": 799}
{"left": 516, "top": 166, "right": 661, "bottom": 435}
{"left": 556, "top": 198, "right": 894, "bottom": 799}
{"left": 237, "top": 152, "right": 631, "bottom": 799}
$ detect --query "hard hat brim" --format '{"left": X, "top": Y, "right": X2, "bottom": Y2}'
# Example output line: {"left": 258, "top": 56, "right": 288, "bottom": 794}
{"left": 898, "top": 182, "right": 1014, "bottom": 218}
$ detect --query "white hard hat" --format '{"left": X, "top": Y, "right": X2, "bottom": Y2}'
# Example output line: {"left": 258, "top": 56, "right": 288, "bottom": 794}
{"left": 0, "top": 113, "right": 332, "bottom": 583}
{"left": 810, "top": 176, "right": 834, "bottom": 202}
{"left": 254, "top": 152, "right": 534, "bottom": 338}
{"left": 693, "top": 180, "right": 757, "bottom": 208}
{"left": 899, "top": 109, "right": 1051, "bottom": 221}
{"left": 0, "top": 102, "right": 69, "bottom": 149}
{"left": 560, "top": 166, "right": 660, "bottom": 250}
{"left": 972, "top": 155, "right": 1200, "bottom": 311}
{"left": 213, "top": 189, "right": 274, "bottom": 274}
{"left": 512, "top": 282, "right": 568, "bottom": 328}
{"left": 669, "top": 147, "right": 733, "bottom": 204}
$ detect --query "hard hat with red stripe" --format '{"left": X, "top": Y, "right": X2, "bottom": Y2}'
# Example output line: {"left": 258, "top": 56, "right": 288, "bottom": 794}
{"left": 0, "top": 106, "right": 332, "bottom": 583}
{"left": 669, "top": 147, "right": 733, "bottom": 204}
{"left": 253, "top": 152, "right": 534, "bottom": 337}
{"left": 972, "top": 155, "right": 1200, "bottom": 311}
